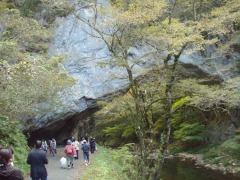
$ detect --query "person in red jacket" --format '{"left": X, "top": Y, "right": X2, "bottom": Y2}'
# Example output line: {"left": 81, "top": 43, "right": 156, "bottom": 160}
{"left": 64, "top": 140, "right": 76, "bottom": 169}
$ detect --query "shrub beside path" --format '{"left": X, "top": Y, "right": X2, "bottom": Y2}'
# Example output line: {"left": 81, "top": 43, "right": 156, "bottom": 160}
{"left": 26, "top": 147, "right": 98, "bottom": 180}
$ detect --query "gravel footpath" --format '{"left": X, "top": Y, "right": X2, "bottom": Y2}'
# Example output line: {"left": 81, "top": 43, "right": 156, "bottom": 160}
{"left": 27, "top": 147, "right": 85, "bottom": 180}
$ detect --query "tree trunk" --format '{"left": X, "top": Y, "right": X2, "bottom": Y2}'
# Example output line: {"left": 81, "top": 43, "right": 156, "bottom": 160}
{"left": 198, "top": 0, "right": 203, "bottom": 20}
{"left": 168, "top": 0, "right": 178, "bottom": 25}
{"left": 153, "top": 46, "right": 186, "bottom": 180}
{"left": 154, "top": 76, "right": 174, "bottom": 180}
{"left": 192, "top": 0, "right": 197, "bottom": 21}
{"left": 126, "top": 61, "right": 147, "bottom": 174}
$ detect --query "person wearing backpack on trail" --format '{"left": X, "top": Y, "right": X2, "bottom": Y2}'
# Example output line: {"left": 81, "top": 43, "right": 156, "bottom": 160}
{"left": 64, "top": 140, "right": 76, "bottom": 169}
{"left": 81, "top": 140, "right": 90, "bottom": 166}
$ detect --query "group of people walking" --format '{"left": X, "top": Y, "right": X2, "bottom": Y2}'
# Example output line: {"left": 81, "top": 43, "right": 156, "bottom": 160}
{"left": 64, "top": 136, "right": 96, "bottom": 168}
{"left": 41, "top": 138, "right": 57, "bottom": 156}
{"left": 0, "top": 136, "right": 96, "bottom": 180}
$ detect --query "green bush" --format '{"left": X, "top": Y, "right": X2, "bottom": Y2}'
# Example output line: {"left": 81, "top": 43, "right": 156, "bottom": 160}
{"left": 40, "top": 1, "right": 74, "bottom": 23}
{"left": 219, "top": 138, "right": 240, "bottom": 159}
{"left": 169, "top": 146, "right": 185, "bottom": 154}
{"left": 0, "top": 115, "right": 29, "bottom": 175}
{"left": 113, "top": 144, "right": 142, "bottom": 179}
{"left": 19, "top": 0, "right": 74, "bottom": 22}
{"left": 174, "top": 123, "right": 210, "bottom": 148}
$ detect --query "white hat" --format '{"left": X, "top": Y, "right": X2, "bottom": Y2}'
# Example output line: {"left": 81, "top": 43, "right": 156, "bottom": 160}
{"left": 67, "top": 140, "right": 72, "bottom": 145}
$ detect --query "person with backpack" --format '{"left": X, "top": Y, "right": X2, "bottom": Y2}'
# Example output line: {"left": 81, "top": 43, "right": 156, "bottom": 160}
{"left": 81, "top": 140, "right": 90, "bottom": 166}
{"left": 64, "top": 140, "right": 76, "bottom": 169}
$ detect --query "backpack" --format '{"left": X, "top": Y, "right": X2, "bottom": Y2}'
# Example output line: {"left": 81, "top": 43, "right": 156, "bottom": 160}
{"left": 82, "top": 144, "right": 89, "bottom": 152}
{"left": 90, "top": 139, "right": 95, "bottom": 146}
{"left": 66, "top": 146, "right": 72, "bottom": 154}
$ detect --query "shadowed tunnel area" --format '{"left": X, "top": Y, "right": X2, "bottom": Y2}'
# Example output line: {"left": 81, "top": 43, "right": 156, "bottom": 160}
{"left": 25, "top": 106, "right": 99, "bottom": 147}
{"left": 24, "top": 86, "right": 130, "bottom": 147}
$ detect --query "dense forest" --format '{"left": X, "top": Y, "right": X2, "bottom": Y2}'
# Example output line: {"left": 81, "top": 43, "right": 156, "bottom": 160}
{"left": 0, "top": 0, "right": 239, "bottom": 179}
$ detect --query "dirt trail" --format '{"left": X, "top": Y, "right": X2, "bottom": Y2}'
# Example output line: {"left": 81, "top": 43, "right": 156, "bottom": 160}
{"left": 27, "top": 147, "right": 86, "bottom": 180}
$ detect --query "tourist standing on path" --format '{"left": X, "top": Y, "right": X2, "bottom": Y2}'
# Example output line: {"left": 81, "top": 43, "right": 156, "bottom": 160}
{"left": 89, "top": 137, "right": 96, "bottom": 154}
{"left": 0, "top": 147, "right": 24, "bottom": 180}
{"left": 27, "top": 140, "right": 48, "bottom": 180}
{"left": 81, "top": 140, "right": 90, "bottom": 166}
{"left": 64, "top": 140, "right": 76, "bottom": 169}
{"left": 72, "top": 138, "right": 80, "bottom": 160}
{"left": 41, "top": 140, "right": 48, "bottom": 154}
{"left": 49, "top": 138, "right": 56, "bottom": 157}
{"left": 52, "top": 138, "right": 57, "bottom": 154}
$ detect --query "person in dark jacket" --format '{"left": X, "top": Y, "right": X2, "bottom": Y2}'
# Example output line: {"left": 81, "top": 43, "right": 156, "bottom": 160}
{"left": 89, "top": 137, "right": 96, "bottom": 154}
{"left": 0, "top": 147, "right": 24, "bottom": 180}
{"left": 27, "top": 140, "right": 48, "bottom": 180}
{"left": 81, "top": 140, "right": 90, "bottom": 166}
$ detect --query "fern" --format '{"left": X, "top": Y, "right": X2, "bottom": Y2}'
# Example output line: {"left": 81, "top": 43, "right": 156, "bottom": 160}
{"left": 171, "top": 96, "right": 191, "bottom": 111}
{"left": 122, "top": 125, "right": 135, "bottom": 138}
{"left": 174, "top": 123, "right": 210, "bottom": 146}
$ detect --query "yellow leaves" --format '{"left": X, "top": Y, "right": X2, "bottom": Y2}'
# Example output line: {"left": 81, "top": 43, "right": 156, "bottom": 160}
{"left": 0, "top": 2, "right": 9, "bottom": 10}
{"left": 171, "top": 96, "right": 191, "bottom": 111}
{"left": 145, "top": 17, "right": 210, "bottom": 55}
{"left": 0, "top": 53, "right": 74, "bottom": 119}
{"left": 1, "top": 8, "right": 52, "bottom": 53}
{"left": 197, "top": 0, "right": 240, "bottom": 54}
{"left": 109, "top": 0, "right": 167, "bottom": 25}
{"left": 202, "top": 0, "right": 240, "bottom": 33}
{"left": 0, "top": 2, "right": 76, "bottom": 120}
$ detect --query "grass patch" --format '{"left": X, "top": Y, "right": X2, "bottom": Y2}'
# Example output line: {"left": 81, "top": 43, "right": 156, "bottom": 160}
{"left": 188, "top": 144, "right": 220, "bottom": 154}
{"left": 169, "top": 146, "right": 185, "bottom": 154}
{"left": 190, "top": 140, "right": 240, "bottom": 167}
{"left": 79, "top": 146, "right": 130, "bottom": 180}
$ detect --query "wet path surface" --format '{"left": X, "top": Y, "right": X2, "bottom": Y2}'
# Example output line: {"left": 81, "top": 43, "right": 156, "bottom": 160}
{"left": 27, "top": 147, "right": 84, "bottom": 180}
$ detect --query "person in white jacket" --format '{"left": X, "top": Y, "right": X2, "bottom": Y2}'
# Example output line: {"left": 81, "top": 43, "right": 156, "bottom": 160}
{"left": 72, "top": 138, "right": 80, "bottom": 159}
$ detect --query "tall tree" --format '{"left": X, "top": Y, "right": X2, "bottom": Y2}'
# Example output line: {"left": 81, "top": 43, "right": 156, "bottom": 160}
{"left": 75, "top": 0, "right": 167, "bottom": 176}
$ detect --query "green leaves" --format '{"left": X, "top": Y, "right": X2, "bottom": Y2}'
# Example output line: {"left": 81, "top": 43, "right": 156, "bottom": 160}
{"left": 174, "top": 123, "right": 210, "bottom": 144}
{"left": 0, "top": 115, "right": 29, "bottom": 174}
{"left": 0, "top": 7, "right": 75, "bottom": 120}
{"left": 0, "top": 8, "right": 52, "bottom": 53}
{"left": 171, "top": 96, "right": 191, "bottom": 112}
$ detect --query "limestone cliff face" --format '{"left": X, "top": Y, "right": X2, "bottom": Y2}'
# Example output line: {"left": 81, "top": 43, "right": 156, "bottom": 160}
{"left": 179, "top": 45, "right": 240, "bottom": 80}
{"left": 26, "top": 0, "right": 240, "bottom": 144}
